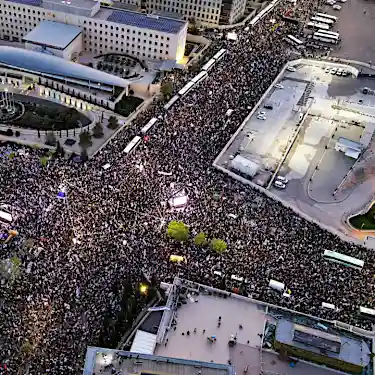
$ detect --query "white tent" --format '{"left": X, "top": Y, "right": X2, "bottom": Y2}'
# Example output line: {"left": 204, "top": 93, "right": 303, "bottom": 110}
{"left": 130, "top": 330, "right": 157, "bottom": 355}
{"left": 230, "top": 155, "right": 260, "bottom": 178}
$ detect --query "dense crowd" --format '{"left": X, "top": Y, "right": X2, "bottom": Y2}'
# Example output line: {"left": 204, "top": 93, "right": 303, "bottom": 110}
{"left": 0, "top": 0, "right": 374, "bottom": 374}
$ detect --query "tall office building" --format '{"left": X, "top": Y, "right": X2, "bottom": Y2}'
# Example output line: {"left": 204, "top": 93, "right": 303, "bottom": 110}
{"left": 0, "top": 0, "right": 187, "bottom": 62}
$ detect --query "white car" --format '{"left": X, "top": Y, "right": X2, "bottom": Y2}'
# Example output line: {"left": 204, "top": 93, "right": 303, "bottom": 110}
{"left": 276, "top": 175, "right": 289, "bottom": 184}
{"left": 258, "top": 111, "right": 266, "bottom": 116}
{"left": 274, "top": 180, "right": 286, "bottom": 189}
{"left": 275, "top": 83, "right": 284, "bottom": 89}
{"left": 333, "top": 4, "right": 341, "bottom": 10}
{"left": 286, "top": 66, "right": 296, "bottom": 72}
{"left": 336, "top": 68, "right": 343, "bottom": 76}
{"left": 330, "top": 68, "right": 337, "bottom": 75}
{"left": 257, "top": 115, "right": 267, "bottom": 120}
{"left": 325, "top": 67, "right": 331, "bottom": 73}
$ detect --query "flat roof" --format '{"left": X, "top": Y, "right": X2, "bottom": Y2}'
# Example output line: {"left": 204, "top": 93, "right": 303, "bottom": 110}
{"left": 7, "top": 0, "right": 42, "bottom": 7}
{"left": 107, "top": 10, "right": 186, "bottom": 34}
{"left": 23, "top": 21, "right": 82, "bottom": 50}
{"left": 275, "top": 319, "right": 371, "bottom": 367}
{"left": 83, "top": 348, "right": 235, "bottom": 375}
{"left": 337, "top": 136, "right": 363, "bottom": 151}
{"left": 42, "top": 0, "right": 98, "bottom": 10}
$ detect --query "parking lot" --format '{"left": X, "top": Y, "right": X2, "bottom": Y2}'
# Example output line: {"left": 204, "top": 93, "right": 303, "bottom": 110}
{"left": 326, "top": 0, "right": 375, "bottom": 63}
{"left": 216, "top": 60, "right": 375, "bottom": 243}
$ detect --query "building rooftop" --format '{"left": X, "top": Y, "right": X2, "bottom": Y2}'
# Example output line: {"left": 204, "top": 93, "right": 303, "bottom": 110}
{"left": 275, "top": 319, "right": 371, "bottom": 367}
{"left": 7, "top": 0, "right": 42, "bottom": 7}
{"left": 337, "top": 136, "right": 363, "bottom": 151}
{"left": 0, "top": 46, "right": 130, "bottom": 87}
{"left": 42, "top": 0, "right": 98, "bottom": 10}
{"left": 23, "top": 21, "right": 82, "bottom": 50}
{"left": 83, "top": 348, "right": 235, "bottom": 375}
{"left": 107, "top": 10, "right": 186, "bottom": 34}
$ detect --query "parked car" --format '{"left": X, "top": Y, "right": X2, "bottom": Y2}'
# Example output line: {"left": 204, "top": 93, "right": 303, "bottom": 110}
{"left": 325, "top": 67, "right": 331, "bottom": 73}
{"left": 258, "top": 111, "right": 266, "bottom": 116}
{"left": 276, "top": 175, "right": 289, "bottom": 184}
{"left": 336, "top": 68, "right": 343, "bottom": 76}
{"left": 274, "top": 180, "right": 286, "bottom": 189}
{"left": 275, "top": 83, "right": 284, "bottom": 89}
{"left": 287, "top": 66, "right": 296, "bottom": 72}
{"left": 257, "top": 114, "right": 267, "bottom": 120}
{"left": 333, "top": 4, "right": 341, "bottom": 10}
{"left": 330, "top": 67, "right": 337, "bottom": 75}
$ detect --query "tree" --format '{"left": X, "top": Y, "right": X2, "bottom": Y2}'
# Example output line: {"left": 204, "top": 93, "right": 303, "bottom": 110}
{"left": 79, "top": 130, "right": 92, "bottom": 149}
{"left": 167, "top": 221, "right": 189, "bottom": 242}
{"left": 40, "top": 156, "right": 48, "bottom": 168}
{"left": 210, "top": 238, "right": 227, "bottom": 254}
{"left": 21, "top": 340, "right": 34, "bottom": 357}
{"left": 45, "top": 131, "right": 57, "bottom": 146}
{"left": 80, "top": 148, "right": 88, "bottom": 162}
{"left": 93, "top": 122, "right": 104, "bottom": 138}
{"left": 107, "top": 116, "right": 119, "bottom": 130}
{"left": 194, "top": 232, "right": 208, "bottom": 246}
{"left": 160, "top": 81, "right": 173, "bottom": 99}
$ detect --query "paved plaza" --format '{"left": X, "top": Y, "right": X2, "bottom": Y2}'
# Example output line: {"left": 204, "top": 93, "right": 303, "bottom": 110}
{"left": 216, "top": 61, "right": 375, "bottom": 246}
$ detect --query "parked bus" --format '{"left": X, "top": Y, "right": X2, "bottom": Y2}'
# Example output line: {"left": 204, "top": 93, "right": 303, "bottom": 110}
{"left": 323, "top": 250, "right": 364, "bottom": 270}
{"left": 285, "top": 34, "right": 304, "bottom": 47}
{"left": 201, "top": 58, "right": 216, "bottom": 72}
{"left": 123, "top": 136, "right": 141, "bottom": 154}
{"left": 191, "top": 71, "right": 208, "bottom": 84}
{"left": 359, "top": 306, "right": 375, "bottom": 320}
{"left": 315, "top": 30, "right": 340, "bottom": 38}
{"left": 315, "top": 13, "right": 338, "bottom": 22}
{"left": 306, "top": 22, "right": 330, "bottom": 31}
{"left": 163, "top": 95, "right": 179, "bottom": 111}
{"left": 310, "top": 16, "right": 334, "bottom": 25}
{"left": 212, "top": 48, "right": 227, "bottom": 62}
{"left": 141, "top": 117, "right": 158, "bottom": 134}
{"left": 178, "top": 81, "right": 195, "bottom": 96}
{"left": 313, "top": 32, "right": 339, "bottom": 44}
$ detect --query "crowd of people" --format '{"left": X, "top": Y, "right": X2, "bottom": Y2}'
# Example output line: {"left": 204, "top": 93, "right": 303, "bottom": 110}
{"left": 0, "top": 0, "right": 374, "bottom": 373}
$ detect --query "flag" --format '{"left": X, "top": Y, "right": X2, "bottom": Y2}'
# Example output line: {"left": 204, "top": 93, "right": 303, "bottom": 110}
{"left": 56, "top": 186, "right": 67, "bottom": 200}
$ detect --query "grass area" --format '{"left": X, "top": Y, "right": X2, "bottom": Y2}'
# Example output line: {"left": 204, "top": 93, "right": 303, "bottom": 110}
{"left": 349, "top": 203, "right": 375, "bottom": 230}
{"left": 114, "top": 96, "right": 143, "bottom": 117}
{"left": 10, "top": 101, "right": 90, "bottom": 130}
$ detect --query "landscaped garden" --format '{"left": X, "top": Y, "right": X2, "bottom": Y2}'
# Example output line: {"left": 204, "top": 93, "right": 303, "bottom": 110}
{"left": 114, "top": 96, "right": 143, "bottom": 117}
{"left": 9, "top": 96, "right": 90, "bottom": 130}
{"left": 349, "top": 202, "right": 375, "bottom": 230}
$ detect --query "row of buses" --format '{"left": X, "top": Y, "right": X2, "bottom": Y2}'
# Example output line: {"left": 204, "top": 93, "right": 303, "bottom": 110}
{"left": 163, "top": 48, "right": 227, "bottom": 112}
{"left": 306, "top": 13, "right": 340, "bottom": 45}
{"left": 121, "top": 49, "right": 228, "bottom": 155}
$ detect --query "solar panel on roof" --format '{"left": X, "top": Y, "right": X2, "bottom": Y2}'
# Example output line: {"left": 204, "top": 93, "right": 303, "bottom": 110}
{"left": 8, "top": 0, "right": 42, "bottom": 6}
{"left": 107, "top": 10, "right": 184, "bottom": 34}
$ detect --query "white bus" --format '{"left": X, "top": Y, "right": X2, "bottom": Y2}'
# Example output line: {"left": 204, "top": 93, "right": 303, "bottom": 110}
{"left": 359, "top": 306, "right": 375, "bottom": 320}
{"left": 313, "top": 32, "right": 339, "bottom": 44}
{"left": 315, "top": 30, "right": 340, "bottom": 38}
{"left": 0, "top": 210, "right": 12, "bottom": 224}
{"left": 163, "top": 95, "right": 179, "bottom": 111}
{"left": 201, "top": 58, "right": 216, "bottom": 72}
{"left": 285, "top": 34, "right": 304, "bottom": 46}
{"left": 212, "top": 48, "right": 227, "bottom": 62}
{"left": 323, "top": 250, "right": 364, "bottom": 270}
{"left": 191, "top": 71, "right": 208, "bottom": 84}
{"left": 123, "top": 136, "right": 141, "bottom": 154}
{"left": 315, "top": 13, "right": 338, "bottom": 22}
{"left": 178, "top": 81, "right": 195, "bottom": 96}
{"left": 141, "top": 117, "right": 158, "bottom": 134}
{"left": 306, "top": 22, "right": 330, "bottom": 31}
{"left": 310, "top": 16, "right": 335, "bottom": 25}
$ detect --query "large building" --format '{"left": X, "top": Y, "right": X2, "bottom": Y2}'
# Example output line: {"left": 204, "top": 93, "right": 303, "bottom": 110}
{"left": 0, "top": 45, "right": 132, "bottom": 110}
{"left": 119, "top": 0, "right": 246, "bottom": 25}
{"left": 0, "top": 0, "right": 187, "bottom": 62}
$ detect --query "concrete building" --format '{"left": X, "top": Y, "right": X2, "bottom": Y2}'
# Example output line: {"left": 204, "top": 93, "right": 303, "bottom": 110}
{"left": 0, "top": 45, "right": 131, "bottom": 110}
{"left": 0, "top": 0, "right": 187, "bottom": 62}
{"left": 274, "top": 320, "right": 371, "bottom": 374}
{"left": 119, "top": 0, "right": 246, "bottom": 25}
{"left": 23, "top": 21, "right": 83, "bottom": 60}
{"left": 83, "top": 348, "right": 235, "bottom": 375}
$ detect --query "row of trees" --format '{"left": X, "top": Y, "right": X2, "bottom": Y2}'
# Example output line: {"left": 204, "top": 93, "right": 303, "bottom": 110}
{"left": 167, "top": 221, "right": 228, "bottom": 254}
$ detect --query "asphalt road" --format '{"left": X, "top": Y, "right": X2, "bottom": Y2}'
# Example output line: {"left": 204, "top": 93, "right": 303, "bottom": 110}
{"left": 327, "top": 0, "right": 375, "bottom": 63}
